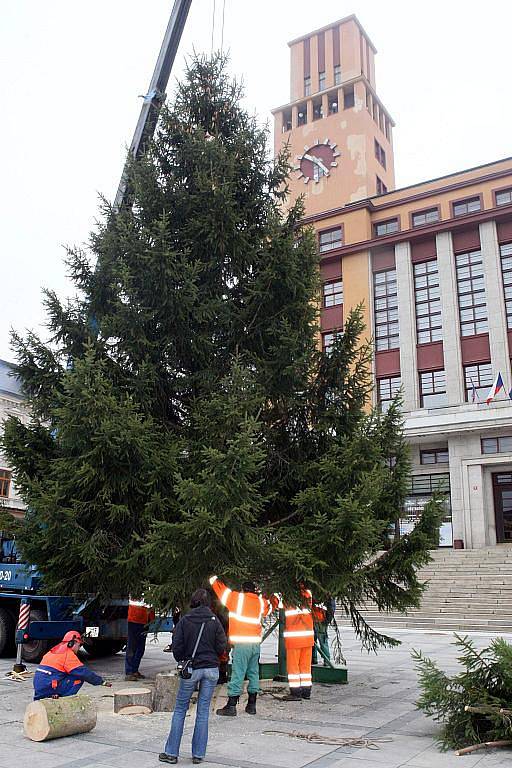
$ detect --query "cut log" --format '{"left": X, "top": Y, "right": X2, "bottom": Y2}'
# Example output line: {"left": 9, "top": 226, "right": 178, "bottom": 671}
{"left": 117, "top": 704, "right": 152, "bottom": 715}
{"left": 153, "top": 672, "right": 180, "bottom": 712}
{"left": 24, "top": 694, "right": 96, "bottom": 742}
{"left": 114, "top": 687, "right": 152, "bottom": 714}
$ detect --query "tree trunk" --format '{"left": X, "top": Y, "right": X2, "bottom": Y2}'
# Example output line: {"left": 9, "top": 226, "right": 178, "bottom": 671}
{"left": 23, "top": 695, "right": 96, "bottom": 742}
{"left": 153, "top": 673, "right": 180, "bottom": 712}
{"left": 114, "top": 687, "right": 152, "bottom": 714}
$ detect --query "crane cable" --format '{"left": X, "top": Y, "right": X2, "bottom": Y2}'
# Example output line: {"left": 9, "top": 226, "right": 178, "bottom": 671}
{"left": 211, "top": 0, "right": 216, "bottom": 53}
{"left": 211, "top": 0, "right": 226, "bottom": 54}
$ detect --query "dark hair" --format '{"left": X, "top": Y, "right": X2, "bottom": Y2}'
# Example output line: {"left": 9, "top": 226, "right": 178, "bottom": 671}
{"left": 190, "top": 588, "right": 211, "bottom": 608}
{"left": 242, "top": 581, "right": 256, "bottom": 593}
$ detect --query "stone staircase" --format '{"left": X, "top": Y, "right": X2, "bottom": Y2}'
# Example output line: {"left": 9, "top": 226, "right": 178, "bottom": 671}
{"left": 339, "top": 546, "right": 512, "bottom": 633}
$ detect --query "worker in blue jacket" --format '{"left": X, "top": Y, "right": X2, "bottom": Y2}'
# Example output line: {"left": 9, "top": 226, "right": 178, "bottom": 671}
{"left": 33, "top": 631, "right": 111, "bottom": 700}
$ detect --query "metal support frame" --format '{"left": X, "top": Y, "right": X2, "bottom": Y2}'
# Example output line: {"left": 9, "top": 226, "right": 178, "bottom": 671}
{"left": 114, "top": 0, "right": 193, "bottom": 210}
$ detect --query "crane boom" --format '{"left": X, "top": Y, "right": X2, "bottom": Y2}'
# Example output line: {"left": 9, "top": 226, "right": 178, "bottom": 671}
{"left": 114, "top": 0, "right": 192, "bottom": 210}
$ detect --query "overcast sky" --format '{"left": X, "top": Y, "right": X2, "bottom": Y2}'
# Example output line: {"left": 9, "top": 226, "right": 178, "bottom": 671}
{"left": 1, "top": 1, "right": 511, "bottom": 362}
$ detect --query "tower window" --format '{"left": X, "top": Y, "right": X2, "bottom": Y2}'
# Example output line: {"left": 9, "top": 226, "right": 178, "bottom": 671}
{"left": 376, "top": 176, "right": 388, "bottom": 195}
{"left": 319, "top": 71, "right": 326, "bottom": 91}
{"left": 328, "top": 93, "right": 338, "bottom": 114}
{"left": 304, "top": 77, "right": 311, "bottom": 97}
{"left": 312, "top": 98, "right": 323, "bottom": 121}
{"left": 374, "top": 139, "right": 386, "bottom": 169}
{"left": 334, "top": 65, "right": 342, "bottom": 85}
{"left": 343, "top": 85, "right": 354, "bottom": 109}
{"left": 297, "top": 103, "right": 307, "bottom": 126}
{"left": 282, "top": 109, "right": 292, "bottom": 133}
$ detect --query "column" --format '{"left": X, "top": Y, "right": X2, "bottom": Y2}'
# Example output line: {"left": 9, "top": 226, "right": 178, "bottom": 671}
{"left": 436, "top": 231, "right": 464, "bottom": 405}
{"left": 479, "top": 221, "right": 510, "bottom": 387}
{"left": 395, "top": 242, "right": 419, "bottom": 411}
{"left": 292, "top": 105, "right": 299, "bottom": 129}
{"left": 306, "top": 98, "right": 313, "bottom": 124}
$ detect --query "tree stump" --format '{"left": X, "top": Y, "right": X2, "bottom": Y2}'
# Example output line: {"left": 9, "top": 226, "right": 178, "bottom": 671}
{"left": 114, "top": 687, "right": 152, "bottom": 714}
{"left": 23, "top": 695, "right": 96, "bottom": 742}
{"left": 153, "top": 672, "right": 180, "bottom": 712}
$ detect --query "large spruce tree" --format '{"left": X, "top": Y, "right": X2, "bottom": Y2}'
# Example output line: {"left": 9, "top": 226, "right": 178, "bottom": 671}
{"left": 2, "top": 55, "right": 440, "bottom": 649}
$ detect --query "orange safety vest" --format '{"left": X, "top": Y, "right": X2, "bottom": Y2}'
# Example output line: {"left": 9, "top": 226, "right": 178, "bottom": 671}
{"left": 209, "top": 576, "right": 272, "bottom": 644}
{"left": 283, "top": 588, "right": 314, "bottom": 649}
{"left": 312, "top": 603, "right": 327, "bottom": 623}
{"left": 128, "top": 598, "right": 155, "bottom": 625}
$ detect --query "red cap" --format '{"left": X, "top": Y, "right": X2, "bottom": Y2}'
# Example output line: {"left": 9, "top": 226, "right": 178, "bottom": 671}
{"left": 62, "top": 631, "right": 82, "bottom": 643}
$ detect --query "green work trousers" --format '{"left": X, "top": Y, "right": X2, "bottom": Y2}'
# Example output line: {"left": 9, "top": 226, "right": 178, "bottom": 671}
{"left": 312, "top": 625, "right": 330, "bottom": 665}
{"left": 227, "top": 642, "right": 260, "bottom": 696}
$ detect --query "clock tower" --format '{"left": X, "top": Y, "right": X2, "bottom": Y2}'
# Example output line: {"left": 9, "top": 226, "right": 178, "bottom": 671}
{"left": 272, "top": 15, "right": 395, "bottom": 217}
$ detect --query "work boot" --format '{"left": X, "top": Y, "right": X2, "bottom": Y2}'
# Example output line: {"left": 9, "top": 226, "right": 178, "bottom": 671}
{"left": 245, "top": 692, "right": 257, "bottom": 715}
{"left": 124, "top": 674, "right": 139, "bottom": 681}
{"left": 301, "top": 686, "right": 312, "bottom": 700}
{"left": 134, "top": 671, "right": 145, "bottom": 679}
{"left": 282, "top": 689, "right": 302, "bottom": 701}
{"left": 216, "top": 695, "right": 238, "bottom": 716}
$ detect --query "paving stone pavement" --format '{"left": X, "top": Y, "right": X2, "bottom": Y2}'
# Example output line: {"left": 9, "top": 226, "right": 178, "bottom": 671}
{"left": 1, "top": 628, "right": 512, "bottom": 767}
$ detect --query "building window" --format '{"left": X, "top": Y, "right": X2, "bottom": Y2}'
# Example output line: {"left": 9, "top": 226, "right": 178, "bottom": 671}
{"left": 282, "top": 109, "right": 292, "bottom": 132}
{"left": 319, "top": 71, "right": 326, "bottom": 91}
{"left": 377, "top": 376, "right": 401, "bottom": 413}
{"left": 482, "top": 435, "right": 512, "bottom": 454}
{"left": 322, "top": 330, "right": 342, "bottom": 354}
{"left": 334, "top": 65, "right": 342, "bottom": 85}
{"left": 385, "top": 119, "right": 391, "bottom": 141}
{"left": 463, "top": 362, "right": 493, "bottom": 403}
{"left": 496, "top": 189, "right": 512, "bottom": 206}
{"left": 374, "top": 269, "right": 399, "bottom": 351}
{"left": 404, "top": 473, "right": 452, "bottom": 546}
{"left": 455, "top": 250, "right": 488, "bottom": 336}
{"left": 328, "top": 93, "right": 338, "bottom": 114}
{"left": 420, "top": 447, "right": 449, "bottom": 465}
{"left": 412, "top": 208, "right": 439, "bottom": 227}
{"left": 500, "top": 242, "right": 512, "bottom": 329}
{"left": 323, "top": 280, "right": 343, "bottom": 307}
{"left": 419, "top": 370, "right": 447, "bottom": 408}
{"left": 414, "top": 260, "right": 442, "bottom": 344}
{"left": 319, "top": 227, "right": 342, "bottom": 253}
{"left": 376, "top": 176, "right": 388, "bottom": 195}
{"left": 374, "top": 139, "right": 386, "bottom": 169}
{"left": 343, "top": 85, "right": 354, "bottom": 109}
{"left": 297, "top": 103, "right": 307, "bottom": 126}
{"left": 304, "top": 76, "right": 311, "bottom": 96}
{"left": 0, "top": 470, "right": 11, "bottom": 498}
{"left": 313, "top": 99, "right": 323, "bottom": 121}
{"left": 453, "top": 197, "right": 481, "bottom": 217}
{"left": 374, "top": 218, "right": 398, "bottom": 237}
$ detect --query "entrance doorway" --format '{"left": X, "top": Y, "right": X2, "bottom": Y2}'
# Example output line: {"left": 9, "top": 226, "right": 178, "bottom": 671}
{"left": 492, "top": 472, "right": 512, "bottom": 543}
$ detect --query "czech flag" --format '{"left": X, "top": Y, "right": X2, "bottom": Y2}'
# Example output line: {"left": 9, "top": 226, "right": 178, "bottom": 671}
{"left": 486, "top": 372, "right": 505, "bottom": 404}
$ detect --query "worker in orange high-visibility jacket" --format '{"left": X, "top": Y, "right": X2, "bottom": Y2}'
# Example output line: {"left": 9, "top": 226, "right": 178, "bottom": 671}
{"left": 125, "top": 596, "right": 155, "bottom": 681}
{"left": 282, "top": 587, "right": 315, "bottom": 701}
{"left": 33, "top": 631, "right": 111, "bottom": 700}
{"left": 209, "top": 576, "right": 273, "bottom": 716}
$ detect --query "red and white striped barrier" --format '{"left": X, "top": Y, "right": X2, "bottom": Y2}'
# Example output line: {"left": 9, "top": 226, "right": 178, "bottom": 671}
{"left": 16, "top": 601, "right": 31, "bottom": 631}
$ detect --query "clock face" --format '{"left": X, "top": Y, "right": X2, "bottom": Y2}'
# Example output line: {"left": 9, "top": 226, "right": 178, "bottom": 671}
{"left": 294, "top": 139, "right": 340, "bottom": 184}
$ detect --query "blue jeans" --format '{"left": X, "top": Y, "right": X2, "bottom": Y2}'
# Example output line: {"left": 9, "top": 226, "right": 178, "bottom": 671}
{"left": 125, "top": 621, "right": 147, "bottom": 674}
{"left": 164, "top": 667, "right": 219, "bottom": 759}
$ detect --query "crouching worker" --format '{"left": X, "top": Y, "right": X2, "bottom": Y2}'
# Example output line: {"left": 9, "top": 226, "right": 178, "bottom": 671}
{"left": 33, "top": 631, "right": 111, "bottom": 700}
{"left": 210, "top": 575, "right": 273, "bottom": 717}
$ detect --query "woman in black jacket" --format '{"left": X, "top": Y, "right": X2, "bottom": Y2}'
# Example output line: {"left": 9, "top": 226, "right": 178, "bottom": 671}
{"left": 159, "top": 588, "right": 227, "bottom": 765}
